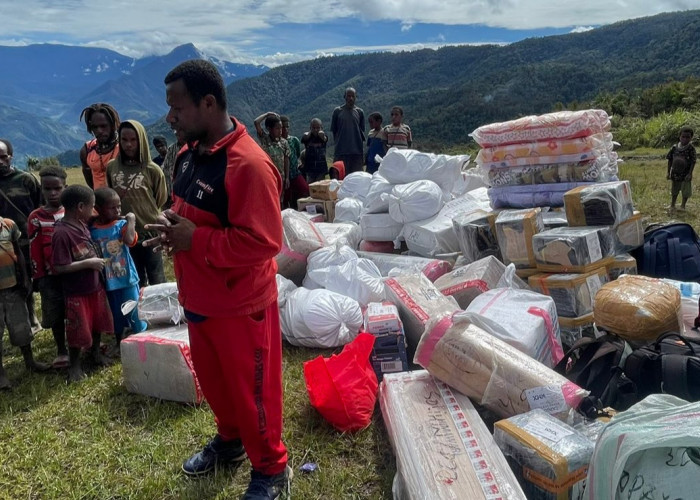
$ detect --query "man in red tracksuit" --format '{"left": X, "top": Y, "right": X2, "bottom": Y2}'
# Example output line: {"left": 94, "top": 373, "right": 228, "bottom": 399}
{"left": 144, "top": 60, "right": 290, "bottom": 500}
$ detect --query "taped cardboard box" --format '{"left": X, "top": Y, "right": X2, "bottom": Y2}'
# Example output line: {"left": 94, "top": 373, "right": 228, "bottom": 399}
{"left": 532, "top": 226, "right": 614, "bottom": 273}
{"left": 120, "top": 324, "right": 203, "bottom": 404}
{"left": 528, "top": 268, "right": 608, "bottom": 318}
{"left": 495, "top": 208, "right": 544, "bottom": 269}
{"left": 297, "top": 197, "right": 336, "bottom": 223}
{"left": 613, "top": 210, "right": 643, "bottom": 253}
{"left": 309, "top": 179, "right": 339, "bottom": 200}
{"left": 516, "top": 267, "right": 541, "bottom": 280}
{"left": 380, "top": 370, "right": 527, "bottom": 500}
{"left": 452, "top": 209, "right": 502, "bottom": 264}
{"left": 542, "top": 210, "right": 569, "bottom": 230}
{"left": 494, "top": 409, "right": 595, "bottom": 500}
{"left": 605, "top": 253, "right": 637, "bottom": 280}
{"left": 564, "top": 180, "right": 634, "bottom": 227}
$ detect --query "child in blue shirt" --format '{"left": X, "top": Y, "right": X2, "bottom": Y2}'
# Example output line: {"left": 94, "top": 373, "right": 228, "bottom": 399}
{"left": 89, "top": 188, "right": 147, "bottom": 345}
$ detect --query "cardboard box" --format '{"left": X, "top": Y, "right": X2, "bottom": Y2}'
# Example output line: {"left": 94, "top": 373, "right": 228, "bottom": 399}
{"left": 297, "top": 197, "right": 327, "bottom": 221}
{"left": 364, "top": 302, "right": 402, "bottom": 334}
{"left": 309, "top": 179, "right": 339, "bottom": 200}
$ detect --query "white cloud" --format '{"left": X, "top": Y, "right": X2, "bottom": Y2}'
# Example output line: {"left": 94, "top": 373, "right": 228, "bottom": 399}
{"left": 401, "top": 23, "right": 413, "bottom": 32}
{"left": 570, "top": 26, "right": 596, "bottom": 33}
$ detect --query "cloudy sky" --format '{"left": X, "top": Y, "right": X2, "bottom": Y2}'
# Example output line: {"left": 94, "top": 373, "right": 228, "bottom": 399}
{"left": 2, "top": 1, "right": 699, "bottom": 66}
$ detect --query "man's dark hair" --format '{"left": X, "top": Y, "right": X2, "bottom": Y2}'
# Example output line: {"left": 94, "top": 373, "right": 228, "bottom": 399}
{"left": 391, "top": 106, "right": 404, "bottom": 116}
{"left": 681, "top": 126, "right": 695, "bottom": 138}
{"left": 265, "top": 114, "right": 281, "bottom": 131}
{"left": 280, "top": 115, "right": 290, "bottom": 123}
{"left": 164, "top": 60, "right": 227, "bottom": 110}
{"left": 79, "top": 103, "right": 121, "bottom": 135}
{"left": 38, "top": 165, "right": 67, "bottom": 181}
{"left": 94, "top": 187, "right": 119, "bottom": 208}
{"left": 153, "top": 135, "right": 167, "bottom": 147}
{"left": 60, "top": 184, "right": 94, "bottom": 210}
{"left": 0, "top": 138, "right": 13, "bottom": 156}
{"left": 369, "top": 112, "right": 383, "bottom": 122}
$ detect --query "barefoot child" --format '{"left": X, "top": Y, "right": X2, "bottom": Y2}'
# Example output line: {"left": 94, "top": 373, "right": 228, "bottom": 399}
{"left": 0, "top": 216, "right": 50, "bottom": 389}
{"left": 666, "top": 126, "right": 697, "bottom": 211}
{"left": 52, "top": 185, "right": 114, "bottom": 382}
{"left": 90, "top": 187, "right": 147, "bottom": 346}
{"left": 27, "top": 166, "right": 68, "bottom": 368}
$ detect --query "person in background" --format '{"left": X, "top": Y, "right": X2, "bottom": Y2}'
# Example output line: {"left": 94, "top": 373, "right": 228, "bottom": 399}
{"left": 161, "top": 129, "right": 186, "bottom": 209}
{"left": 666, "top": 126, "right": 696, "bottom": 212}
{"left": 145, "top": 59, "right": 291, "bottom": 499}
{"left": 366, "top": 112, "right": 384, "bottom": 174}
{"left": 107, "top": 120, "right": 168, "bottom": 287}
{"left": 329, "top": 160, "right": 345, "bottom": 181}
{"left": 254, "top": 111, "right": 290, "bottom": 201}
{"left": 280, "top": 115, "right": 308, "bottom": 209}
{"left": 27, "top": 166, "right": 68, "bottom": 368}
{"left": 79, "top": 103, "right": 121, "bottom": 190}
{"left": 330, "top": 87, "right": 365, "bottom": 174}
{"left": 0, "top": 138, "right": 41, "bottom": 332}
{"left": 382, "top": 106, "right": 412, "bottom": 151}
{"left": 301, "top": 118, "right": 329, "bottom": 183}
{"left": 152, "top": 136, "right": 168, "bottom": 166}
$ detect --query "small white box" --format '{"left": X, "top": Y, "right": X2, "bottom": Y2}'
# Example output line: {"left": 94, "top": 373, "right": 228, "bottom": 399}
{"left": 364, "top": 302, "right": 402, "bottom": 334}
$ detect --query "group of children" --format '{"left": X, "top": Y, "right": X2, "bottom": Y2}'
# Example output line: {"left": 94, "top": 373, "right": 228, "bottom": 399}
{"left": 1, "top": 167, "right": 147, "bottom": 386}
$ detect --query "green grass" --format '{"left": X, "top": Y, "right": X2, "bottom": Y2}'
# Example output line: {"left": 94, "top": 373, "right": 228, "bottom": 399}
{"left": 2, "top": 159, "right": 695, "bottom": 499}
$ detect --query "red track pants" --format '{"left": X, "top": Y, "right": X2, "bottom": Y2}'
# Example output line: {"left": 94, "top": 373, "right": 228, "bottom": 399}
{"left": 187, "top": 300, "right": 288, "bottom": 475}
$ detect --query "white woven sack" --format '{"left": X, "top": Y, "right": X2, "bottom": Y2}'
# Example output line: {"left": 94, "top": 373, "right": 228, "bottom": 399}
{"left": 275, "top": 274, "right": 297, "bottom": 310}
{"left": 385, "top": 180, "right": 445, "bottom": 224}
{"left": 302, "top": 242, "right": 358, "bottom": 289}
{"left": 335, "top": 172, "right": 373, "bottom": 201}
{"left": 308, "top": 258, "right": 385, "bottom": 307}
{"left": 378, "top": 149, "right": 437, "bottom": 184}
{"left": 363, "top": 173, "right": 395, "bottom": 214}
{"left": 333, "top": 197, "right": 364, "bottom": 223}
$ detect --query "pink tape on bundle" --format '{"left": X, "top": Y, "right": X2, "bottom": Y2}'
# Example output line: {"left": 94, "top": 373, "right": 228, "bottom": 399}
{"left": 440, "top": 279, "right": 489, "bottom": 298}
{"left": 527, "top": 306, "right": 565, "bottom": 365}
{"left": 138, "top": 342, "right": 148, "bottom": 362}
{"left": 422, "top": 261, "right": 452, "bottom": 282}
{"left": 280, "top": 243, "right": 307, "bottom": 263}
{"left": 415, "top": 315, "right": 455, "bottom": 367}
{"left": 562, "top": 381, "right": 585, "bottom": 408}
{"left": 477, "top": 288, "right": 507, "bottom": 315}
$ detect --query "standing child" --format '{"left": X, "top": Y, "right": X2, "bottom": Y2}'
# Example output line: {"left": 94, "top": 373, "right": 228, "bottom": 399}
{"left": 382, "top": 106, "right": 413, "bottom": 152}
{"left": 280, "top": 115, "right": 309, "bottom": 209}
{"left": 301, "top": 118, "right": 329, "bottom": 183}
{"left": 667, "top": 126, "right": 697, "bottom": 212}
{"left": 254, "top": 111, "right": 290, "bottom": 200}
{"left": 52, "top": 185, "right": 114, "bottom": 382}
{"left": 366, "top": 112, "right": 384, "bottom": 174}
{"left": 27, "top": 166, "right": 68, "bottom": 368}
{"left": 90, "top": 188, "right": 147, "bottom": 347}
{"left": 0, "top": 215, "right": 49, "bottom": 389}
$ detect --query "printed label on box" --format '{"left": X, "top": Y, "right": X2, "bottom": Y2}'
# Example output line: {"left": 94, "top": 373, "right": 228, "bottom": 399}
{"left": 523, "top": 418, "right": 574, "bottom": 444}
{"left": 525, "top": 385, "right": 568, "bottom": 415}
{"left": 585, "top": 232, "right": 603, "bottom": 262}
{"left": 586, "top": 274, "right": 602, "bottom": 304}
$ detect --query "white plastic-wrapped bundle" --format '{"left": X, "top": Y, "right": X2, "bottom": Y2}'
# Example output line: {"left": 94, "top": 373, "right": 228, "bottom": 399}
{"left": 275, "top": 274, "right": 297, "bottom": 310}
{"left": 356, "top": 251, "right": 453, "bottom": 282}
{"left": 302, "top": 242, "right": 358, "bottom": 289}
{"left": 333, "top": 197, "right": 364, "bottom": 223}
{"left": 276, "top": 209, "right": 326, "bottom": 285}
{"left": 123, "top": 282, "right": 183, "bottom": 325}
{"left": 378, "top": 148, "right": 469, "bottom": 194}
{"left": 585, "top": 395, "right": 700, "bottom": 500}
{"left": 120, "top": 324, "right": 202, "bottom": 404}
{"left": 307, "top": 258, "right": 385, "bottom": 307}
{"left": 363, "top": 172, "right": 394, "bottom": 214}
{"left": 315, "top": 222, "right": 361, "bottom": 249}
{"left": 613, "top": 211, "right": 643, "bottom": 253}
{"left": 360, "top": 213, "right": 403, "bottom": 242}
{"left": 381, "top": 370, "right": 527, "bottom": 500}
{"left": 335, "top": 171, "right": 373, "bottom": 201}
{"left": 385, "top": 180, "right": 445, "bottom": 224}
{"left": 564, "top": 180, "right": 634, "bottom": 227}
{"left": 280, "top": 287, "right": 363, "bottom": 348}
{"left": 415, "top": 312, "right": 588, "bottom": 420}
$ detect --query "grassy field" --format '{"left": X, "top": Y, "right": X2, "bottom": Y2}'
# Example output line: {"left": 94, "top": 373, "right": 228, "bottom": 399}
{"left": 1, "top": 157, "right": 696, "bottom": 499}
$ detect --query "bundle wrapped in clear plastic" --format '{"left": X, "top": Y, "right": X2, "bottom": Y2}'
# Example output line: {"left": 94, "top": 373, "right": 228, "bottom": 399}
{"left": 564, "top": 180, "right": 634, "bottom": 227}
{"left": 612, "top": 210, "right": 643, "bottom": 253}
{"left": 532, "top": 226, "right": 614, "bottom": 273}
{"left": 126, "top": 282, "right": 183, "bottom": 325}
{"left": 606, "top": 253, "right": 637, "bottom": 280}
{"left": 489, "top": 182, "right": 594, "bottom": 209}
{"left": 385, "top": 180, "right": 445, "bottom": 224}
{"left": 276, "top": 209, "right": 326, "bottom": 285}
{"left": 529, "top": 267, "right": 608, "bottom": 319}
{"left": 415, "top": 312, "right": 586, "bottom": 419}
{"left": 542, "top": 210, "right": 569, "bottom": 230}
{"left": 314, "top": 222, "right": 361, "bottom": 249}
{"left": 495, "top": 208, "right": 544, "bottom": 269}
{"left": 452, "top": 209, "right": 501, "bottom": 264}
{"left": 470, "top": 109, "right": 611, "bottom": 148}
{"left": 355, "top": 251, "right": 452, "bottom": 282}
{"left": 381, "top": 370, "right": 527, "bottom": 500}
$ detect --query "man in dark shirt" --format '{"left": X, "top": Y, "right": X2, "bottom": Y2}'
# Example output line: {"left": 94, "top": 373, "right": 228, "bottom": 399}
{"left": 330, "top": 88, "right": 365, "bottom": 174}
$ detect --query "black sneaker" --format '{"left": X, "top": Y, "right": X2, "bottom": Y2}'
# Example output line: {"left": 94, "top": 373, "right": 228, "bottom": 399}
{"left": 181, "top": 435, "right": 247, "bottom": 476}
{"left": 241, "top": 465, "right": 292, "bottom": 499}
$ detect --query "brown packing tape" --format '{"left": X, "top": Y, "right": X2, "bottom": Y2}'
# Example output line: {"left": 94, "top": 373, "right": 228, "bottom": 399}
{"left": 523, "top": 466, "right": 588, "bottom": 496}
{"left": 563, "top": 185, "right": 589, "bottom": 227}
{"left": 558, "top": 313, "right": 594, "bottom": 329}
{"left": 529, "top": 267, "right": 608, "bottom": 290}
{"left": 534, "top": 256, "right": 615, "bottom": 274}
{"left": 516, "top": 267, "right": 540, "bottom": 279}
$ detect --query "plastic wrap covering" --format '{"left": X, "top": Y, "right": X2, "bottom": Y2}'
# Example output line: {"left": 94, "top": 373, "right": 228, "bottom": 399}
{"left": 584, "top": 394, "right": 700, "bottom": 500}
{"left": 466, "top": 288, "right": 564, "bottom": 367}
{"left": 377, "top": 148, "right": 469, "bottom": 194}
{"left": 495, "top": 208, "right": 544, "bottom": 269}
{"left": 356, "top": 251, "right": 452, "bottom": 282}
{"left": 276, "top": 208, "right": 326, "bottom": 285}
{"left": 335, "top": 171, "right": 372, "bottom": 201}
{"left": 275, "top": 274, "right": 297, "bottom": 310}
{"left": 470, "top": 110, "right": 611, "bottom": 148}
{"left": 476, "top": 133, "right": 614, "bottom": 167}
{"left": 402, "top": 193, "right": 491, "bottom": 258}
{"left": 594, "top": 275, "right": 682, "bottom": 341}
{"left": 299, "top": 211, "right": 324, "bottom": 223}
{"left": 494, "top": 409, "right": 595, "bottom": 500}
{"left": 302, "top": 242, "right": 358, "bottom": 289}
{"left": 558, "top": 314, "right": 596, "bottom": 351}
{"left": 333, "top": 197, "right": 363, "bottom": 223}
{"left": 529, "top": 268, "right": 608, "bottom": 319}
{"left": 542, "top": 210, "right": 569, "bottom": 229}
{"left": 532, "top": 227, "right": 614, "bottom": 273}
{"left": 489, "top": 182, "right": 594, "bottom": 209}
{"left": 280, "top": 287, "right": 363, "bottom": 348}
{"left": 360, "top": 212, "right": 403, "bottom": 242}
{"left": 358, "top": 239, "right": 395, "bottom": 253}
{"left": 314, "top": 221, "right": 361, "bottom": 249}
{"left": 385, "top": 180, "right": 445, "bottom": 224}
{"left": 380, "top": 370, "right": 527, "bottom": 500}
{"left": 606, "top": 253, "right": 637, "bottom": 280}
{"left": 452, "top": 209, "right": 501, "bottom": 264}
{"left": 661, "top": 279, "right": 700, "bottom": 333}
{"left": 483, "top": 155, "right": 618, "bottom": 187}
{"left": 384, "top": 273, "right": 459, "bottom": 354}
{"left": 435, "top": 255, "right": 528, "bottom": 309}
{"left": 613, "top": 210, "right": 643, "bottom": 253}
{"left": 120, "top": 324, "right": 202, "bottom": 404}
{"left": 564, "top": 180, "right": 633, "bottom": 226}
{"left": 415, "top": 312, "right": 588, "bottom": 419}
{"left": 129, "top": 282, "right": 183, "bottom": 325}
{"left": 307, "top": 258, "right": 385, "bottom": 307}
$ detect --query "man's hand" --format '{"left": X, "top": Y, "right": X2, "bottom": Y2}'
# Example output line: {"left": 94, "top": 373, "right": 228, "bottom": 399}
{"left": 144, "top": 209, "right": 196, "bottom": 255}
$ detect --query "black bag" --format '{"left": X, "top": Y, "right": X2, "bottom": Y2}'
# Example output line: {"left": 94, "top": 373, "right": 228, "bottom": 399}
{"left": 554, "top": 334, "right": 638, "bottom": 413}
{"left": 624, "top": 332, "right": 700, "bottom": 401}
{"left": 631, "top": 222, "right": 700, "bottom": 281}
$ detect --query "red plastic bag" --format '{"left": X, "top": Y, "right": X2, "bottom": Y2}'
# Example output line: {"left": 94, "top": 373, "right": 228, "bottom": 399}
{"left": 303, "top": 332, "right": 378, "bottom": 432}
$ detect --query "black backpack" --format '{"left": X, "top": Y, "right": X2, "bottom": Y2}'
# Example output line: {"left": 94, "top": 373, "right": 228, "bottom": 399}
{"left": 554, "top": 334, "right": 639, "bottom": 414}
{"left": 624, "top": 332, "right": 700, "bottom": 401}
{"left": 631, "top": 222, "right": 700, "bottom": 281}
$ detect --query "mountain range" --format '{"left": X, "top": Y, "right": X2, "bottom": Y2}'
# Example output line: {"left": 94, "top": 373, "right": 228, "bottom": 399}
{"left": 0, "top": 43, "right": 267, "bottom": 163}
